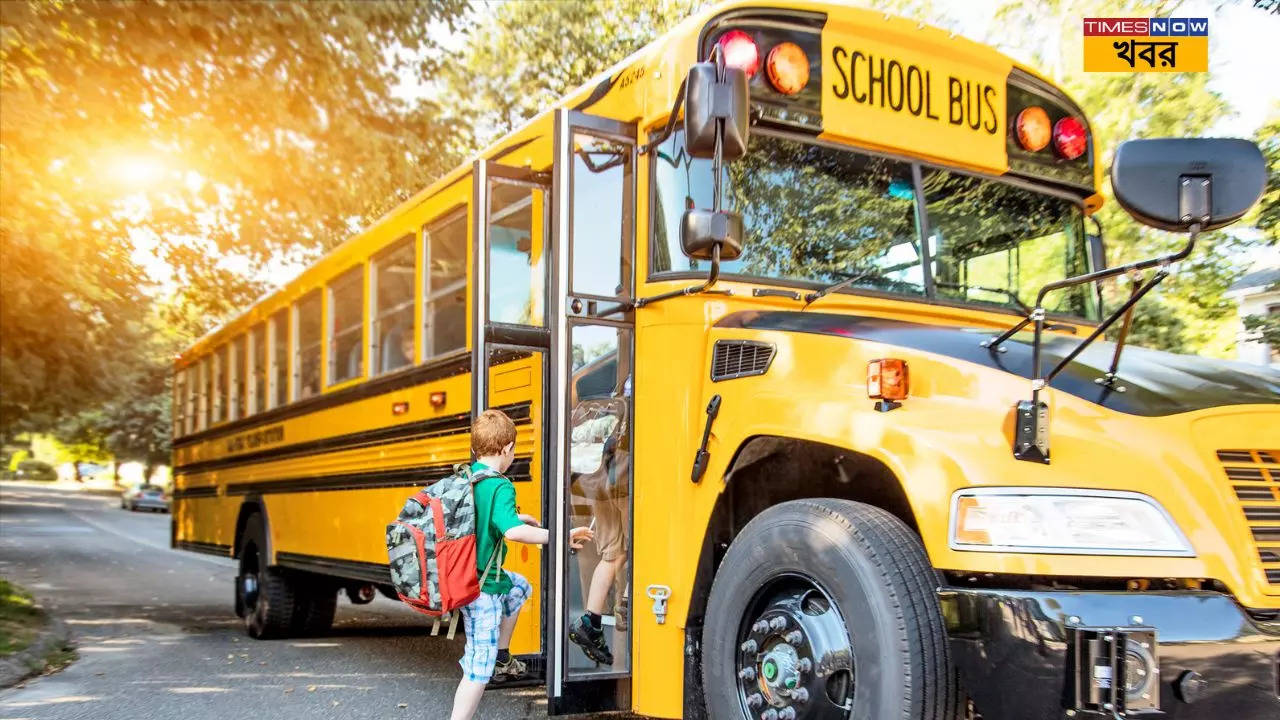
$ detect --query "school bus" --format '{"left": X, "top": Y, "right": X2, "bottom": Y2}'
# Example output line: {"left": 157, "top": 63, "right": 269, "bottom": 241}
{"left": 170, "top": 2, "right": 1279, "bottom": 718}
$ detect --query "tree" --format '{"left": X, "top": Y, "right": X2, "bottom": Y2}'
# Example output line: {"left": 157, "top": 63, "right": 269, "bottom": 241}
{"left": 981, "top": 0, "right": 1260, "bottom": 356}
{"left": 445, "top": 0, "right": 702, "bottom": 145}
{"left": 1251, "top": 107, "right": 1280, "bottom": 245}
{"left": 1, "top": 0, "right": 468, "bottom": 433}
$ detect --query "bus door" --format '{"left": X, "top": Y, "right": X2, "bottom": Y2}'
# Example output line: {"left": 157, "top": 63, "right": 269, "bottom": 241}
{"left": 470, "top": 159, "right": 552, "bottom": 661}
{"left": 546, "top": 109, "right": 637, "bottom": 714}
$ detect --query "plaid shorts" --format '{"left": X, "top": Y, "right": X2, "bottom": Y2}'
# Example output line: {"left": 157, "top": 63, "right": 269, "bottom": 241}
{"left": 457, "top": 571, "right": 531, "bottom": 683}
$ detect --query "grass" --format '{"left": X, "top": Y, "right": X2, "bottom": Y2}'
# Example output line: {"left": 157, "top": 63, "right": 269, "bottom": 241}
{"left": 0, "top": 578, "right": 46, "bottom": 657}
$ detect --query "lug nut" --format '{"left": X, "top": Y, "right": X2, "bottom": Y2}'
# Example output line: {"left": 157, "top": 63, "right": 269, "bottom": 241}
{"left": 797, "top": 658, "right": 812, "bottom": 673}
{"left": 783, "top": 630, "right": 803, "bottom": 645}
{"left": 778, "top": 708, "right": 796, "bottom": 720}
{"left": 753, "top": 620, "right": 770, "bottom": 634}
{"left": 791, "top": 687, "right": 808, "bottom": 703}
{"left": 769, "top": 616, "right": 787, "bottom": 631}
{"left": 761, "top": 709, "right": 778, "bottom": 720}
{"left": 747, "top": 693, "right": 764, "bottom": 709}
{"left": 740, "top": 639, "right": 758, "bottom": 653}
{"left": 739, "top": 667, "right": 757, "bottom": 681}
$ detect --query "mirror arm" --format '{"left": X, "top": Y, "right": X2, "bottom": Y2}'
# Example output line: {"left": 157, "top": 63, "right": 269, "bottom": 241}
{"left": 1100, "top": 274, "right": 1144, "bottom": 386}
{"left": 1041, "top": 267, "right": 1168, "bottom": 385}
{"left": 634, "top": 244, "right": 723, "bottom": 308}
{"left": 986, "top": 222, "right": 1200, "bottom": 353}
{"left": 637, "top": 77, "right": 688, "bottom": 156}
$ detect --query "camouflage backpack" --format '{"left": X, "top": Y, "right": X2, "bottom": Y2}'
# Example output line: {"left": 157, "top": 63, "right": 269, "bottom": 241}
{"left": 386, "top": 463, "right": 502, "bottom": 618}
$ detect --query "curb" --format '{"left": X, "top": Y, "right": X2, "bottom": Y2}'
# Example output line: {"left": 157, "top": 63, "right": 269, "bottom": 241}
{"left": 0, "top": 615, "right": 73, "bottom": 689}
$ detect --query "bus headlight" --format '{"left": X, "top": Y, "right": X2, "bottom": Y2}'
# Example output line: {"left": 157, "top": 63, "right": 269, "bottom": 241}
{"left": 949, "top": 488, "right": 1194, "bottom": 556}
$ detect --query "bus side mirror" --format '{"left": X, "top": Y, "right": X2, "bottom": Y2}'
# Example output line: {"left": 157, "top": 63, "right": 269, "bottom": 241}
{"left": 681, "top": 209, "right": 743, "bottom": 260}
{"left": 1111, "top": 138, "right": 1265, "bottom": 232}
{"left": 683, "top": 62, "right": 748, "bottom": 160}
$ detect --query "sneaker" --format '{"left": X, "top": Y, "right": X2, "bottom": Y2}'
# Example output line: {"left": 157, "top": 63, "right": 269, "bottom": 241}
{"left": 568, "top": 615, "right": 613, "bottom": 666}
{"left": 492, "top": 654, "right": 527, "bottom": 682}
{"left": 613, "top": 597, "right": 629, "bottom": 633}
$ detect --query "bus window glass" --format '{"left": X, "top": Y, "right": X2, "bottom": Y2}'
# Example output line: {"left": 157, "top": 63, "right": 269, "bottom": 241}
{"left": 571, "top": 134, "right": 631, "bottom": 298}
{"left": 653, "top": 130, "right": 924, "bottom": 296}
{"left": 425, "top": 213, "right": 467, "bottom": 355}
{"left": 184, "top": 366, "right": 197, "bottom": 434}
{"left": 210, "top": 347, "right": 225, "bottom": 423}
{"left": 920, "top": 168, "right": 1095, "bottom": 318}
{"left": 250, "top": 323, "right": 266, "bottom": 414}
{"left": 295, "top": 292, "right": 321, "bottom": 399}
{"left": 374, "top": 237, "right": 415, "bottom": 374}
{"left": 195, "top": 356, "right": 208, "bottom": 427}
{"left": 488, "top": 184, "right": 545, "bottom": 326}
{"left": 270, "top": 309, "right": 288, "bottom": 408}
{"left": 173, "top": 371, "right": 185, "bottom": 436}
{"left": 231, "top": 335, "right": 246, "bottom": 421}
{"left": 328, "top": 267, "right": 364, "bottom": 385}
{"left": 566, "top": 323, "right": 632, "bottom": 675}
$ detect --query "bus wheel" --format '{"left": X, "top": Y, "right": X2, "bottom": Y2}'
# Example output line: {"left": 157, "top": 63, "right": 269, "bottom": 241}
{"left": 292, "top": 579, "right": 337, "bottom": 636}
{"left": 701, "top": 499, "right": 958, "bottom": 720}
{"left": 237, "top": 513, "right": 299, "bottom": 639}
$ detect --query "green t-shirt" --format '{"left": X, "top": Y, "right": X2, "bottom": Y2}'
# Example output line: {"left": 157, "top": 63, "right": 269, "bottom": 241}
{"left": 471, "top": 462, "right": 523, "bottom": 595}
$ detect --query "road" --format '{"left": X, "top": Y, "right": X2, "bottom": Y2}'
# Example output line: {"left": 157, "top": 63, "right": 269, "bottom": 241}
{"left": 0, "top": 482, "right": 600, "bottom": 720}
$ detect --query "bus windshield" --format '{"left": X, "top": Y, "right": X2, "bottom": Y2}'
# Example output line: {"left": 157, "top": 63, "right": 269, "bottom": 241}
{"left": 652, "top": 130, "right": 1097, "bottom": 320}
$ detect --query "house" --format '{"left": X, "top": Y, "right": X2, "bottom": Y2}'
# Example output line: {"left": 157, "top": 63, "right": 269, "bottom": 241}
{"left": 1226, "top": 264, "right": 1280, "bottom": 368}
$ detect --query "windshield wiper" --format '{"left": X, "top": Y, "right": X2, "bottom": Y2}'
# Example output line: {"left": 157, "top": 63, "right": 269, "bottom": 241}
{"left": 802, "top": 268, "right": 882, "bottom": 309}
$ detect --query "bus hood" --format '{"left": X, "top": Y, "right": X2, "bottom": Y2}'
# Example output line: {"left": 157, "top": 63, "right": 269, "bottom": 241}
{"left": 715, "top": 311, "right": 1280, "bottom": 416}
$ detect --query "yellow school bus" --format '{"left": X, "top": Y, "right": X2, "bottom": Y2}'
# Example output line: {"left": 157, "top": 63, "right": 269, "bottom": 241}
{"left": 171, "top": 2, "right": 1279, "bottom": 718}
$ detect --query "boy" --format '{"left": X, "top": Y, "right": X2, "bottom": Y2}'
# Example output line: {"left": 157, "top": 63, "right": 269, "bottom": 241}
{"left": 450, "top": 409, "right": 593, "bottom": 720}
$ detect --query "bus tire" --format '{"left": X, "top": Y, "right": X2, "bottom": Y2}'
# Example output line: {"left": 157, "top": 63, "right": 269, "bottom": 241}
{"left": 292, "top": 579, "right": 337, "bottom": 636}
{"left": 238, "top": 513, "right": 300, "bottom": 639}
{"left": 701, "top": 498, "right": 959, "bottom": 720}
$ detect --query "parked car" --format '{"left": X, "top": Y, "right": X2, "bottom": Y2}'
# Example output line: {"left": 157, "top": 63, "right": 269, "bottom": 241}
{"left": 13, "top": 460, "right": 57, "bottom": 482}
{"left": 121, "top": 483, "right": 170, "bottom": 512}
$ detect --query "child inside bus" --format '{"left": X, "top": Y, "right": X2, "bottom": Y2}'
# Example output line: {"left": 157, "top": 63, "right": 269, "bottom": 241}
{"left": 450, "top": 409, "right": 594, "bottom": 720}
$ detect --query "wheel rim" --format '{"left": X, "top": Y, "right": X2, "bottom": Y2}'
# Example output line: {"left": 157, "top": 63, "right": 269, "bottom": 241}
{"left": 239, "top": 542, "right": 262, "bottom": 623}
{"left": 734, "top": 574, "right": 854, "bottom": 720}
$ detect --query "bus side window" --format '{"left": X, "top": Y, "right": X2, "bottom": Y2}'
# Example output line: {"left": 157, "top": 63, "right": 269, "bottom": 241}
{"left": 250, "top": 323, "right": 266, "bottom": 415}
{"left": 425, "top": 212, "right": 466, "bottom": 356}
{"left": 198, "top": 356, "right": 210, "bottom": 430}
{"left": 269, "top": 309, "right": 289, "bottom": 408}
{"left": 294, "top": 291, "right": 322, "bottom": 400}
{"left": 373, "top": 236, "right": 415, "bottom": 374}
{"left": 173, "top": 370, "right": 185, "bottom": 436}
{"left": 230, "top": 334, "right": 245, "bottom": 421}
{"left": 184, "top": 366, "right": 197, "bottom": 434}
{"left": 212, "top": 346, "right": 225, "bottom": 424}
{"left": 328, "top": 266, "right": 365, "bottom": 385}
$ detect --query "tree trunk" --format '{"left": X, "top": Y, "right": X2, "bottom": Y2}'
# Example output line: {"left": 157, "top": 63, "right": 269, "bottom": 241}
{"left": 112, "top": 460, "right": 121, "bottom": 487}
{"left": 73, "top": 460, "right": 83, "bottom": 483}
{"left": 143, "top": 460, "right": 155, "bottom": 485}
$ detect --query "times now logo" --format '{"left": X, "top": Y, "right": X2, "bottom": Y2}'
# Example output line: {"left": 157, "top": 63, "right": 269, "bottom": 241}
{"left": 1082, "top": 17, "right": 1209, "bottom": 35}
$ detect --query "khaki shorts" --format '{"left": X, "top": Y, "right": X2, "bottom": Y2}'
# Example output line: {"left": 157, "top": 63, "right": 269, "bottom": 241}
{"left": 591, "top": 494, "right": 629, "bottom": 563}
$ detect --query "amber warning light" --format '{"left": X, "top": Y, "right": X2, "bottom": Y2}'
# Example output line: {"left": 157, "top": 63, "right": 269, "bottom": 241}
{"left": 867, "top": 358, "right": 909, "bottom": 411}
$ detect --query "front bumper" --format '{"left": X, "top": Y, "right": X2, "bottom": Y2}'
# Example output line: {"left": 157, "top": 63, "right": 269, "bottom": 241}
{"left": 940, "top": 588, "right": 1280, "bottom": 719}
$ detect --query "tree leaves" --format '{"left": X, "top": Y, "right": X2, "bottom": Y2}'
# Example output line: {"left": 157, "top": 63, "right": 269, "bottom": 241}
{"left": 1, "top": 0, "right": 467, "bottom": 433}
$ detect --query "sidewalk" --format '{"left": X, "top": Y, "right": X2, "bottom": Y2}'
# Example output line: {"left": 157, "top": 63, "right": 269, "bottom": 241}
{"left": 1, "top": 479, "right": 123, "bottom": 499}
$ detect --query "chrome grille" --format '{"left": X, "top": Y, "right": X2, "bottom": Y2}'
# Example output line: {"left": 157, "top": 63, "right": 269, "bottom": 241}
{"left": 1218, "top": 449, "right": 1280, "bottom": 585}
{"left": 710, "top": 340, "right": 775, "bottom": 382}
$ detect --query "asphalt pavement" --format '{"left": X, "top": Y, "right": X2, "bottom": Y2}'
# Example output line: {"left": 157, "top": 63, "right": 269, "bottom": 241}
{"left": 0, "top": 482, "right": 589, "bottom": 720}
